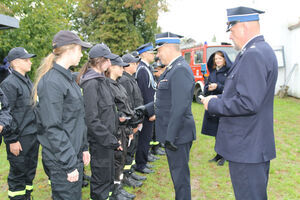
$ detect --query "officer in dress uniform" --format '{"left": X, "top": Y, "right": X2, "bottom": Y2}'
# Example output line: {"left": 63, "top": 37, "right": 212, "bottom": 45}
{"left": 202, "top": 7, "right": 278, "bottom": 200}
{"left": 154, "top": 32, "right": 196, "bottom": 200}
{"left": 134, "top": 43, "right": 156, "bottom": 174}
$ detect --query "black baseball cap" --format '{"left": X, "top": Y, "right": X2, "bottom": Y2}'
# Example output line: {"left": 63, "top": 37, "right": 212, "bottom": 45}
{"left": 122, "top": 53, "right": 140, "bottom": 63}
{"left": 111, "top": 56, "right": 129, "bottom": 67}
{"left": 89, "top": 43, "right": 118, "bottom": 59}
{"left": 52, "top": 30, "right": 92, "bottom": 49}
{"left": 7, "top": 47, "right": 36, "bottom": 62}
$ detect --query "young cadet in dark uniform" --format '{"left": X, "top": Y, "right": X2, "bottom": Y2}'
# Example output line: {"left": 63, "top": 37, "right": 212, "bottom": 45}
{"left": 154, "top": 32, "right": 196, "bottom": 200}
{"left": 0, "top": 88, "right": 12, "bottom": 145}
{"left": 119, "top": 53, "right": 146, "bottom": 185}
{"left": 202, "top": 7, "right": 278, "bottom": 200}
{"left": 33, "top": 31, "right": 91, "bottom": 200}
{"left": 79, "top": 43, "right": 120, "bottom": 200}
{"left": 134, "top": 43, "right": 157, "bottom": 174}
{"left": 106, "top": 56, "right": 137, "bottom": 200}
{"left": 0, "top": 47, "right": 38, "bottom": 200}
{"left": 201, "top": 50, "right": 232, "bottom": 166}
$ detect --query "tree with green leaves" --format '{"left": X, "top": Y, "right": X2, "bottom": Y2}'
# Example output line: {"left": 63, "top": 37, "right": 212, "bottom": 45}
{"left": 0, "top": 0, "right": 76, "bottom": 78}
{"left": 73, "top": 0, "right": 168, "bottom": 55}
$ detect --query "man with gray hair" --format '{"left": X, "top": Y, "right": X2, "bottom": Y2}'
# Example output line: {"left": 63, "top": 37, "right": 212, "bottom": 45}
{"left": 202, "top": 6, "right": 278, "bottom": 200}
{"left": 154, "top": 32, "right": 196, "bottom": 200}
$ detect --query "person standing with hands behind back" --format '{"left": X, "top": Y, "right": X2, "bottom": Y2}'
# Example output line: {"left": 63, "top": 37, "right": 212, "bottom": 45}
{"left": 201, "top": 51, "right": 232, "bottom": 166}
{"left": 33, "top": 30, "right": 91, "bottom": 200}
{"left": 202, "top": 7, "right": 278, "bottom": 200}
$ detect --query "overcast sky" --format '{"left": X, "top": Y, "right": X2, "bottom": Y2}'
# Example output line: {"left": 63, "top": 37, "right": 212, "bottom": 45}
{"left": 158, "top": 0, "right": 299, "bottom": 45}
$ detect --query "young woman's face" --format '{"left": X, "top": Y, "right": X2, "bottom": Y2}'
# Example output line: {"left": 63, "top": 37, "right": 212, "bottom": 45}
{"left": 214, "top": 54, "right": 225, "bottom": 67}
{"left": 100, "top": 59, "right": 111, "bottom": 72}
{"left": 70, "top": 45, "right": 83, "bottom": 66}
{"left": 111, "top": 65, "right": 124, "bottom": 78}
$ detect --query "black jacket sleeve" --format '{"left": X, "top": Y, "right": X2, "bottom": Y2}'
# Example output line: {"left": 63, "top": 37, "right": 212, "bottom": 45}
{"left": 82, "top": 80, "right": 119, "bottom": 148}
{"left": 0, "top": 88, "right": 12, "bottom": 144}
{"left": 0, "top": 82, "right": 19, "bottom": 144}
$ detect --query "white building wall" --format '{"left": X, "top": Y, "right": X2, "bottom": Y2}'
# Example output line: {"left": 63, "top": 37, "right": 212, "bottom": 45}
{"left": 287, "top": 28, "right": 300, "bottom": 98}
{"left": 257, "top": 0, "right": 300, "bottom": 98}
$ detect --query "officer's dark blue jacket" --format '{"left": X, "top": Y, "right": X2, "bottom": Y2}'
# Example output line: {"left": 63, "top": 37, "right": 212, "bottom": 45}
{"left": 202, "top": 51, "right": 232, "bottom": 137}
{"left": 0, "top": 88, "right": 12, "bottom": 145}
{"left": 155, "top": 56, "right": 196, "bottom": 144}
{"left": 208, "top": 35, "right": 278, "bottom": 163}
{"left": 36, "top": 63, "right": 88, "bottom": 173}
{"left": 0, "top": 70, "right": 37, "bottom": 144}
{"left": 136, "top": 60, "right": 155, "bottom": 104}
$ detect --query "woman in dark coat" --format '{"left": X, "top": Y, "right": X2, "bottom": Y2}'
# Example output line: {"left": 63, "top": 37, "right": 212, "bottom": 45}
{"left": 201, "top": 51, "right": 232, "bottom": 166}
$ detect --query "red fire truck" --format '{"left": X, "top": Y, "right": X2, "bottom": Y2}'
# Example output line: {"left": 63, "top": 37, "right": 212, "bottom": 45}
{"left": 181, "top": 42, "right": 238, "bottom": 103}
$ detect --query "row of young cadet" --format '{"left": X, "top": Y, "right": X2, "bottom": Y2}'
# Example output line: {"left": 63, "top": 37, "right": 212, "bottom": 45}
{"left": 0, "top": 30, "right": 167, "bottom": 200}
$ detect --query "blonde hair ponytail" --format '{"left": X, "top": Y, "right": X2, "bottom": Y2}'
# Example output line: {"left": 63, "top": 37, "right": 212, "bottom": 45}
{"left": 32, "top": 53, "right": 55, "bottom": 104}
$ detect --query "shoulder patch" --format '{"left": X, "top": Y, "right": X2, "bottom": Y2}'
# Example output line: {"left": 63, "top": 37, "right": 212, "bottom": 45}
{"left": 250, "top": 45, "right": 256, "bottom": 48}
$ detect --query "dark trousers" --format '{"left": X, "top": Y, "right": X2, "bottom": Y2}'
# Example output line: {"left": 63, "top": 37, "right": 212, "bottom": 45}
{"left": 90, "top": 143, "right": 114, "bottom": 200}
{"left": 166, "top": 142, "right": 192, "bottom": 200}
{"left": 150, "top": 123, "right": 160, "bottom": 152}
{"left": 44, "top": 159, "right": 84, "bottom": 200}
{"left": 124, "top": 132, "right": 138, "bottom": 174}
{"left": 6, "top": 134, "right": 39, "bottom": 200}
{"left": 229, "top": 161, "right": 270, "bottom": 200}
{"left": 135, "top": 120, "right": 153, "bottom": 170}
{"left": 114, "top": 129, "right": 128, "bottom": 181}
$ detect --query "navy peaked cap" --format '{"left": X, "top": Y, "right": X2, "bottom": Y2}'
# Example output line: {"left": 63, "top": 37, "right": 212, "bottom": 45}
{"left": 226, "top": 6, "right": 265, "bottom": 32}
{"left": 155, "top": 32, "right": 183, "bottom": 49}
{"left": 136, "top": 43, "right": 154, "bottom": 55}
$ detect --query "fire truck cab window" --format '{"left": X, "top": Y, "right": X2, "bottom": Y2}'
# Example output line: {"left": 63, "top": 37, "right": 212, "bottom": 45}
{"left": 184, "top": 52, "right": 191, "bottom": 64}
{"left": 194, "top": 50, "right": 203, "bottom": 64}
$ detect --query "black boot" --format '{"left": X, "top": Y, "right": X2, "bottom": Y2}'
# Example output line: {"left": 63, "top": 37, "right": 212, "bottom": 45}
{"left": 110, "top": 184, "right": 133, "bottom": 200}
{"left": 209, "top": 154, "right": 222, "bottom": 162}
{"left": 122, "top": 174, "right": 143, "bottom": 188}
{"left": 118, "top": 184, "right": 136, "bottom": 199}
{"left": 217, "top": 157, "right": 226, "bottom": 166}
{"left": 130, "top": 172, "right": 146, "bottom": 181}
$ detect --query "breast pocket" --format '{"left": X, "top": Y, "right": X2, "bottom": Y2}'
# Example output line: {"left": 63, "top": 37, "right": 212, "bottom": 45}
{"left": 223, "top": 73, "right": 238, "bottom": 98}
{"left": 158, "top": 80, "right": 169, "bottom": 90}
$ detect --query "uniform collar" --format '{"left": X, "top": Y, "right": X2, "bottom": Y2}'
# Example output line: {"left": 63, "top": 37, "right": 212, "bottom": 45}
{"left": 12, "top": 70, "right": 30, "bottom": 83}
{"left": 53, "top": 63, "right": 73, "bottom": 81}
{"left": 241, "top": 34, "right": 263, "bottom": 52}
{"left": 141, "top": 59, "right": 150, "bottom": 67}
{"left": 123, "top": 71, "right": 134, "bottom": 79}
{"left": 166, "top": 55, "right": 181, "bottom": 70}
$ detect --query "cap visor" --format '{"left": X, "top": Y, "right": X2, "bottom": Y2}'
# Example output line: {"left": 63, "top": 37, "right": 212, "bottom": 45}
{"left": 105, "top": 53, "right": 119, "bottom": 60}
{"left": 21, "top": 54, "right": 36, "bottom": 59}
{"left": 79, "top": 41, "right": 92, "bottom": 49}
{"left": 122, "top": 63, "right": 130, "bottom": 67}
{"left": 133, "top": 57, "right": 141, "bottom": 63}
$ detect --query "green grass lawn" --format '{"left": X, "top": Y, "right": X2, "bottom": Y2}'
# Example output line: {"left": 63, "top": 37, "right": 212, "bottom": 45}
{"left": 1, "top": 96, "right": 299, "bottom": 200}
